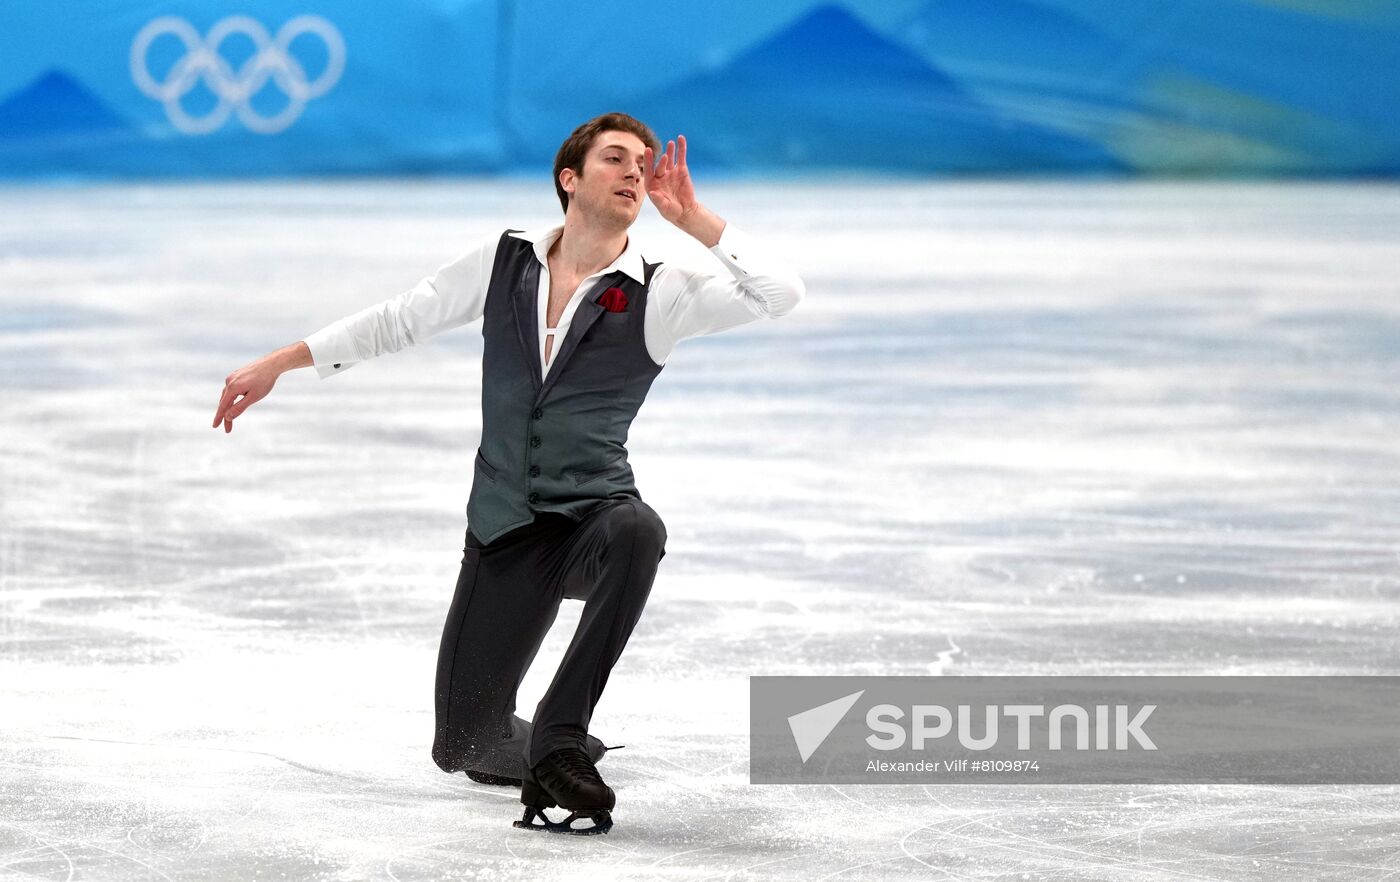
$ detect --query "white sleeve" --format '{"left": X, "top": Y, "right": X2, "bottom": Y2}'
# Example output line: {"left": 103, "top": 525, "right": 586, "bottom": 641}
{"left": 649, "top": 223, "right": 806, "bottom": 357}
{"left": 302, "top": 231, "right": 502, "bottom": 379}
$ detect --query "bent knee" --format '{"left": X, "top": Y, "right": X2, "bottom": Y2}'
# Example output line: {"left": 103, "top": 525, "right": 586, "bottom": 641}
{"left": 609, "top": 500, "right": 667, "bottom": 552}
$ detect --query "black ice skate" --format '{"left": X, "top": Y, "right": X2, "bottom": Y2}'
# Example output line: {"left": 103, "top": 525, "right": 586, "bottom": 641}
{"left": 466, "top": 769, "right": 522, "bottom": 787}
{"left": 512, "top": 747, "right": 616, "bottom": 835}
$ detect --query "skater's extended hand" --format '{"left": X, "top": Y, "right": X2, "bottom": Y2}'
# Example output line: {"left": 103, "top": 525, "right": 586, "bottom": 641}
{"left": 643, "top": 135, "right": 699, "bottom": 226}
{"left": 212, "top": 358, "right": 279, "bottom": 433}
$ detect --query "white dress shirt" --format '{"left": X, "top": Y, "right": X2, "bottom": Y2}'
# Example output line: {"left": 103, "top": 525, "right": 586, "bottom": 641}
{"left": 302, "top": 222, "right": 805, "bottom": 381}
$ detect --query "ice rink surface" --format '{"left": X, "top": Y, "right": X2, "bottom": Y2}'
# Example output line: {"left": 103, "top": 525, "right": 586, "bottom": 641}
{"left": 3, "top": 178, "right": 1399, "bottom": 879}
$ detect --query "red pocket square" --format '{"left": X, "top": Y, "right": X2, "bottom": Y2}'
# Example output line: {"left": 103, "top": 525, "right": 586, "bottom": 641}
{"left": 599, "top": 287, "right": 628, "bottom": 313}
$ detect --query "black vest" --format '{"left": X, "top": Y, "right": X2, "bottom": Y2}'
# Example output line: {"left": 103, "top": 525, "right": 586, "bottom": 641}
{"left": 466, "top": 230, "right": 665, "bottom": 545}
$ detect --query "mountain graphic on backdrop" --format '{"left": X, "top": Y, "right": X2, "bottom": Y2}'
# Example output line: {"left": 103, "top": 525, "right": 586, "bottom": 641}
{"left": 628, "top": 3, "right": 1122, "bottom": 173}
{"left": 0, "top": 69, "right": 137, "bottom": 141}
{"left": 880, "top": 0, "right": 1147, "bottom": 163}
{"left": 892, "top": 0, "right": 1129, "bottom": 99}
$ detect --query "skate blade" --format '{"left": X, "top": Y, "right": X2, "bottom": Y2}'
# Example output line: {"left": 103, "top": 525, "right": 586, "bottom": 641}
{"left": 513, "top": 806, "right": 612, "bottom": 835}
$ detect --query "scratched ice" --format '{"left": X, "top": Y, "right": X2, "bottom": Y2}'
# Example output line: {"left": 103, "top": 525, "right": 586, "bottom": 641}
{"left": 3, "top": 179, "right": 1399, "bottom": 880}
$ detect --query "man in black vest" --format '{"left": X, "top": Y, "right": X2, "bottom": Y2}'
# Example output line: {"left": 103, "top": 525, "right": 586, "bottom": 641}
{"left": 212, "top": 112, "right": 805, "bottom": 834}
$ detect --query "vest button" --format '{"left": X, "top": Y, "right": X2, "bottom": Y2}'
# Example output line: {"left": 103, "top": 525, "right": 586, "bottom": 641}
{"left": 528, "top": 465, "right": 541, "bottom": 477}
{"left": 532, "top": 408, "right": 543, "bottom": 420}
{"left": 530, "top": 436, "right": 541, "bottom": 448}
{"left": 528, "top": 492, "right": 540, "bottom": 504}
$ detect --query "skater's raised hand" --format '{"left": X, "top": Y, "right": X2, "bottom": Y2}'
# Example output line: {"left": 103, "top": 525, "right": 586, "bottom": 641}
{"left": 644, "top": 134, "right": 699, "bottom": 226}
{"left": 212, "top": 358, "right": 279, "bottom": 433}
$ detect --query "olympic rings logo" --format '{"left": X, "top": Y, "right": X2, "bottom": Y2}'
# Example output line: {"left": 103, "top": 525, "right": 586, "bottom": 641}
{"left": 130, "top": 15, "right": 345, "bottom": 135}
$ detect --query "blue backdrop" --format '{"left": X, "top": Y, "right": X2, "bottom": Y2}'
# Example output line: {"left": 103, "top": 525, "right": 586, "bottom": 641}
{"left": 2, "top": 0, "right": 1397, "bottom": 179}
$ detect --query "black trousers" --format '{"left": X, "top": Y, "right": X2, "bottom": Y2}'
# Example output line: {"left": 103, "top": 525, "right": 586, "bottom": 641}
{"left": 431, "top": 497, "right": 666, "bottom": 777}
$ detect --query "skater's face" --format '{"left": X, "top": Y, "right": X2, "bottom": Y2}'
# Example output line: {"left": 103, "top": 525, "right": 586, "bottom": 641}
{"left": 560, "top": 131, "right": 647, "bottom": 227}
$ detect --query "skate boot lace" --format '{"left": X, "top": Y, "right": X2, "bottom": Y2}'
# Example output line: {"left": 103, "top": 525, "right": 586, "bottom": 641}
{"left": 552, "top": 748, "right": 604, "bottom": 785}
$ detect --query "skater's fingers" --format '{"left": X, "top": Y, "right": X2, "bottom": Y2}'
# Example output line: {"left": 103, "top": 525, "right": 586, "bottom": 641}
{"left": 676, "top": 134, "right": 686, "bottom": 169}
{"left": 214, "top": 380, "right": 251, "bottom": 427}
{"left": 213, "top": 383, "right": 237, "bottom": 427}
{"left": 215, "top": 363, "right": 277, "bottom": 432}
{"left": 223, "top": 387, "right": 264, "bottom": 424}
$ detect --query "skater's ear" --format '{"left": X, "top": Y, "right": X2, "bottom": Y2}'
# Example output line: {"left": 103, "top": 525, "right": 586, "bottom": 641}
{"left": 559, "top": 166, "right": 578, "bottom": 200}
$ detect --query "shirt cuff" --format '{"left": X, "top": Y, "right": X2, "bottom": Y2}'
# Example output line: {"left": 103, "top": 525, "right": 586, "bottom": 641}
{"left": 709, "top": 224, "right": 756, "bottom": 282}
{"left": 303, "top": 324, "right": 359, "bottom": 380}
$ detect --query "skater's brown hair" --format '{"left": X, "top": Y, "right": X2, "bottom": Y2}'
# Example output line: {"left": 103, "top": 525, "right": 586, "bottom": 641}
{"left": 553, "top": 112, "right": 661, "bottom": 215}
